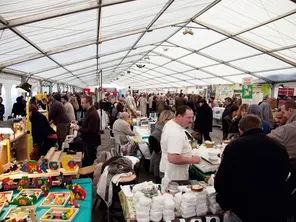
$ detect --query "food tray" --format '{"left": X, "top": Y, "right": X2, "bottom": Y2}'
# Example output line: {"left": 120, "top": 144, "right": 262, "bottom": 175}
{"left": 12, "top": 189, "right": 42, "bottom": 203}
{"left": 40, "top": 207, "right": 79, "bottom": 222}
{"left": 40, "top": 192, "right": 70, "bottom": 208}
{"left": 0, "top": 191, "right": 13, "bottom": 204}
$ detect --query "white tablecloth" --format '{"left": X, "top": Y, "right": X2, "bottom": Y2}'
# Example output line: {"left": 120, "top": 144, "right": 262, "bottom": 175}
{"left": 133, "top": 126, "right": 150, "bottom": 139}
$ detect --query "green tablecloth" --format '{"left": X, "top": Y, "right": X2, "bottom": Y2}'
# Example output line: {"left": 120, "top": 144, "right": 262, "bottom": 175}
{"left": 0, "top": 178, "right": 93, "bottom": 222}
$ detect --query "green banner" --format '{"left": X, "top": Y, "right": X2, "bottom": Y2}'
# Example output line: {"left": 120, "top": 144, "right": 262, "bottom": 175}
{"left": 242, "top": 84, "right": 253, "bottom": 99}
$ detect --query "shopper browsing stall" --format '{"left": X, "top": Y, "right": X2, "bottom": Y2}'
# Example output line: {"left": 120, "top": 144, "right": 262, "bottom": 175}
{"left": 73, "top": 95, "right": 101, "bottom": 167}
{"left": 112, "top": 112, "right": 135, "bottom": 146}
{"left": 160, "top": 105, "right": 200, "bottom": 181}
{"left": 259, "top": 95, "right": 274, "bottom": 128}
{"left": 215, "top": 115, "right": 290, "bottom": 222}
{"left": 0, "top": 96, "right": 4, "bottom": 120}
{"left": 48, "top": 95, "right": 70, "bottom": 149}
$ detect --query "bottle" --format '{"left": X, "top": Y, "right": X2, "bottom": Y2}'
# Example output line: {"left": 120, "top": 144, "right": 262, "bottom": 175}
{"left": 161, "top": 172, "right": 170, "bottom": 194}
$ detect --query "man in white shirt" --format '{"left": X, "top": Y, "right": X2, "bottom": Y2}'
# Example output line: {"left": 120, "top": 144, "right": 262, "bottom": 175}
{"left": 160, "top": 105, "right": 200, "bottom": 180}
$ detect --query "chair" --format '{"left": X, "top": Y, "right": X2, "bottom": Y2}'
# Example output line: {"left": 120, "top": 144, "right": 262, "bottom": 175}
{"left": 111, "top": 148, "right": 119, "bottom": 157}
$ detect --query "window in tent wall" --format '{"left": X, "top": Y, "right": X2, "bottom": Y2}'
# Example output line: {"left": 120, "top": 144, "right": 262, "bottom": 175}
{"left": 1, "top": 85, "right": 7, "bottom": 118}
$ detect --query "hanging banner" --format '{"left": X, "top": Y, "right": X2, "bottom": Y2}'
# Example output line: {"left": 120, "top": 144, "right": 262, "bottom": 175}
{"left": 242, "top": 84, "right": 253, "bottom": 99}
{"left": 82, "top": 88, "right": 91, "bottom": 94}
{"left": 278, "top": 88, "right": 294, "bottom": 97}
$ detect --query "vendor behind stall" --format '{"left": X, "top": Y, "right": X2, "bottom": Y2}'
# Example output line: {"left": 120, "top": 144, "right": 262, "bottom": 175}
{"left": 29, "top": 104, "right": 57, "bottom": 160}
{"left": 149, "top": 110, "right": 174, "bottom": 183}
{"left": 160, "top": 105, "right": 200, "bottom": 181}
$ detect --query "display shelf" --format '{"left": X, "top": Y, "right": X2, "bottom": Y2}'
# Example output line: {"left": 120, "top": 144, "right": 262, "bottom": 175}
{"left": 0, "top": 167, "right": 79, "bottom": 180}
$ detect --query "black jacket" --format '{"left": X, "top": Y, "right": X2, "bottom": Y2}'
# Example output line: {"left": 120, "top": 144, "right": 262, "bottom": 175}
{"left": 0, "top": 103, "right": 4, "bottom": 120}
{"left": 12, "top": 102, "right": 26, "bottom": 117}
{"left": 78, "top": 106, "right": 101, "bottom": 145}
{"left": 228, "top": 117, "right": 240, "bottom": 134}
{"left": 30, "top": 112, "right": 56, "bottom": 144}
{"left": 215, "top": 128, "right": 290, "bottom": 222}
{"left": 194, "top": 103, "right": 213, "bottom": 133}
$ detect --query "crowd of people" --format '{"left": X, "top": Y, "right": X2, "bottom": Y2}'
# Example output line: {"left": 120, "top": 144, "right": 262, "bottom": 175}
{"left": 28, "top": 92, "right": 101, "bottom": 167}
{"left": 1, "top": 89, "right": 296, "bottom": 221}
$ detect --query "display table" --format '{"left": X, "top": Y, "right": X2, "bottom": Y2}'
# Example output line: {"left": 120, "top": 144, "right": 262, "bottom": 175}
{"left": 119, "top": 187, "right": 223, "bottom": 222}
{"left": 0, "top": 178, "right": 93, "bottom": 222}
{"left": 59, "top": 152, "right": 83, "bottom": 168}
{"left": 133, "top": 126, "right": 150, "bottom": 141}
{"left": 0, "top": 131, "right": 28, "bottom": 174}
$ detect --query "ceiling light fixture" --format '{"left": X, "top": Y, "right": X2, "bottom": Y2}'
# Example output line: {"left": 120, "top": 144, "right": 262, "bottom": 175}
{"left": 183, "top": 27, "right": 194, "bottom": 35}
{"left": 136, "top": 64, "right": 145, "bottom": 68}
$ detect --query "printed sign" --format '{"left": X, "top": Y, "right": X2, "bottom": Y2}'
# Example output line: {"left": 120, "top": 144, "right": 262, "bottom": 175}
{"left": 242, "top": 84, "right": 253, "bottom": 99}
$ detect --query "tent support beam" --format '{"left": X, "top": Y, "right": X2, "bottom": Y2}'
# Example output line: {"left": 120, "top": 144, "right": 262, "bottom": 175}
{"left": 110, "top": 0, "right": 222, "bottom": 85}
{"left": 167, "top": 40, "right": 296, "bottom": 68}
{"left": 0, "top": 0, "right": 135, "bottom": 30}
{"left": 31, "top": 45, "right": 156, "bottom": 75}
{"left": 194, "top": 21, "right": 296, "bottom": 68}
{"left": 191, "top": 8, "right": 296, "bottom": 53}
{"left": 166, "top": 41, "right": 274, "bottom": 83}
{"left": 0, "top": 20, "right": 187, "bottom": 69}
{"left": 113, "top": 0, "right": 175, "bottom": 72}
{"left": 0, "top": 17, "right": 88, "bottom": 85}
{"left": 1, "top": 68, "right": 70, "bottom": 86}
{"left": 96, "top": 0, "right": 102, "bottom": 87}
{"left": 151, "top": 51, "right": 236, "bottom": 84}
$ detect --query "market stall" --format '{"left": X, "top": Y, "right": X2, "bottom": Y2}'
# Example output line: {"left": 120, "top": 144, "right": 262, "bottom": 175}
{"left": 118, "top": 180, "right": 223, "bottom": 222}
{"left": 0, "top": 119, "right": 29, "bottom": 174}
{"left": 0, "top": 178, "right": 92, "bottom": 222}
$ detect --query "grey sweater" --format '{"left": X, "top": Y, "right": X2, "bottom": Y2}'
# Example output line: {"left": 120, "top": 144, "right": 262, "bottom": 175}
{"left": 259, "top": 101, "right": 274, "bottom": 128}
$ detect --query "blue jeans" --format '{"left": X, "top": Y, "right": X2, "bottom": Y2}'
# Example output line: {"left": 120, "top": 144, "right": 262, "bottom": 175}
{"left": 224, "top": 212, "right": 243, "bottom": 222}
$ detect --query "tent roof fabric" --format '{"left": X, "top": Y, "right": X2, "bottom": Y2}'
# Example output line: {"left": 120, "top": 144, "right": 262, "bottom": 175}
{"left": 0, "top": 0, "right": 296, "bottom": 88}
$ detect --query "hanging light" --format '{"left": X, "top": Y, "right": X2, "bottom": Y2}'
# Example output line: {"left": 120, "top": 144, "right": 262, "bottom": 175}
{"left": 16, "top": 82, "right": 31, "bottom": 92}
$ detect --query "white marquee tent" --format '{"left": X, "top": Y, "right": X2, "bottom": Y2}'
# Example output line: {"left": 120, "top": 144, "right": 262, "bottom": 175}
{"left": 1, "top": 0, "right": 296, "bottom": 90}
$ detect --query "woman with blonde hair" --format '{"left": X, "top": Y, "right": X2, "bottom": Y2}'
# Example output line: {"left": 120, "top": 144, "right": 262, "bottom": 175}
{"left": 149, "top": 110, "right": 175, "bottom": 182}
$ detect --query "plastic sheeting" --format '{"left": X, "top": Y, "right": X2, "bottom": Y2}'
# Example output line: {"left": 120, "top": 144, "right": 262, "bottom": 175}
{"left": 0, "top": 0, "right": 296, "bottom": 88}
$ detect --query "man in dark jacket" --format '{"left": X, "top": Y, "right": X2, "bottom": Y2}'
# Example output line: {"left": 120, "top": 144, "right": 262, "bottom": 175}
{"left": 0, "top": 96, "right": 4, "bottom": 121}
{"left": 73, "top": 95, "right": 101, "bottom": 167}
{"left": 215, "top": 115, "right": 290, "bottom": 222}
{"left": 194, "top": 99, "right": 212, "bottom": 144}
{"left": 222, "top": 97, "right": 233, "bottom": 140}
{"left": 48, "top": 95, "right": 70, "bottom": 149}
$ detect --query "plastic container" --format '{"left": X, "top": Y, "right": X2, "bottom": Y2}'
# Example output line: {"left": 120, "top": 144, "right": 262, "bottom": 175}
{"left": 161, "top": 173, "right": 170, "bottom": 193}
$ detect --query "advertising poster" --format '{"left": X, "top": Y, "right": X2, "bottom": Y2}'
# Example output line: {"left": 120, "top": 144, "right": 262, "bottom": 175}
{"left": 242, "top": 84, "right": 253, "bottom": 99}
{"left": 215, "top": 85, "right": 234, "bottom": 101}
